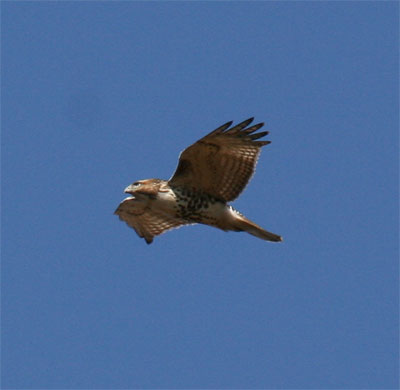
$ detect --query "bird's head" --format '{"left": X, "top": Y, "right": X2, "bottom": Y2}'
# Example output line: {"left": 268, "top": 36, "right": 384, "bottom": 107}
{"left": 124, "top": 179, "right": 164, "bottom": 200}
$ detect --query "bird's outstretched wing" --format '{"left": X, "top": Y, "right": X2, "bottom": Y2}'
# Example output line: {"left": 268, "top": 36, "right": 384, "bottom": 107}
{"left": 114, "top": 198, "right": 191, "bottom": 244}
{"left": 168, "top": 118, "right": 270, "bottom": 202}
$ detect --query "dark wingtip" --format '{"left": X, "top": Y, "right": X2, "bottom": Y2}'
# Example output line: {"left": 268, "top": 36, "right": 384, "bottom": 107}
{"left": 241, "top": 117, "right": 255, "bottom": 127}
{"left": 209, "top": 120, "right": 233, "bottom": 135}
{"left": 223, "top": 120, "right": 234, "bottom": 130}
{"left": 255, "top": 140, "right": 271, "bottom": 146}
{"left": 249, "top": 131, "right": 269, "bottom": 140}
{"left": 241, "top": 122, "right": 265, "bottom": 135}
{"left": 225, "top": 117, "right": 256, "bottom": 134}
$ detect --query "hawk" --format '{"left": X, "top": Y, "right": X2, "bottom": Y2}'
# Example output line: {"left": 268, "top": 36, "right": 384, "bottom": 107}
{"left": 115, "top": 118, "right": 283, "bottom": 244}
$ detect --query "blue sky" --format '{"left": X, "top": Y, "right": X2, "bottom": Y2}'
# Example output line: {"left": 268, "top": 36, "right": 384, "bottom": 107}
{"left": 2, "top": 2, "right": 398, "bottom": 389}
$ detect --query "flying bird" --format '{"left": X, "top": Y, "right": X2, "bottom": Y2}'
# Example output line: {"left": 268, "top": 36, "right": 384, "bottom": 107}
{"left": 115, "top": 118, "right": 283, "bottom": 244}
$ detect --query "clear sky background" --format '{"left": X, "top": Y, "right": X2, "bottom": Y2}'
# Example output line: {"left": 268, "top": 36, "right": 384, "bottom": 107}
{"left": 2, "top": 2, "right": 398, "bottom": 389}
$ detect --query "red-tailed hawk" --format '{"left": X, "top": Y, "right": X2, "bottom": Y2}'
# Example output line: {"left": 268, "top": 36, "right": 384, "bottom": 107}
{"left": 115, "top": 118, "right": 283, "bottom": 244}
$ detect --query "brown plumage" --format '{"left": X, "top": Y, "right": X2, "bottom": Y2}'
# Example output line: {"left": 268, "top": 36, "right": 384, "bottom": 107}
{"left": 115, "top": 118, "right": 282, "bottom": 244}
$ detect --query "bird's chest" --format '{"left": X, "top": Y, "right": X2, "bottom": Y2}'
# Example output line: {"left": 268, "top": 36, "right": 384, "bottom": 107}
{"left": 171, "top": 187, "right": 224, "bottom": 223}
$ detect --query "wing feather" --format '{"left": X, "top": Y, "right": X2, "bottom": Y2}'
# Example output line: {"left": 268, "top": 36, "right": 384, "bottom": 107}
{"left": 169, "top": 118, "right": 271, "bottom": 201}
{"left": 114, "top": 198, "right": 191, "bottom": 244}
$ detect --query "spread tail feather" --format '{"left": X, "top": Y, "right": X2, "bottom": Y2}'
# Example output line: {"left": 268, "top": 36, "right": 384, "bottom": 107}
{"left": 233, "top": 214, "right": 283, "bottom": 242}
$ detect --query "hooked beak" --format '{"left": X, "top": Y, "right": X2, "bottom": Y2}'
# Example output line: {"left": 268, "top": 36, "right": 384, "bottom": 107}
{"left": 124, "top": 185, "right": 135, "bottom": 195}
{"left": 124, "top": 185, "right": 147, "bottom": 200}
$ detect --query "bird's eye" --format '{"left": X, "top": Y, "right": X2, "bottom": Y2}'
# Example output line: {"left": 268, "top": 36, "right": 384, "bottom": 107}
{"left": 133, "top": 182, "right": 140, "bottom": 187}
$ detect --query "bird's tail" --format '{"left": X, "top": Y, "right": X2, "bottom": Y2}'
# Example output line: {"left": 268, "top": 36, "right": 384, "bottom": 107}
{"left": 232, "top": 213, "right": 283, "bottom": 242}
